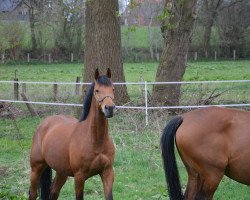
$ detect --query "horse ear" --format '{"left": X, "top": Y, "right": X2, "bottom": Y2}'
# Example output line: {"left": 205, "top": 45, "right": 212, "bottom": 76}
{"left": 94, "top": 68, "right": 99, "bottom": 80}
{"left": 107, "top": 68, "right": 111, "bottom": 78}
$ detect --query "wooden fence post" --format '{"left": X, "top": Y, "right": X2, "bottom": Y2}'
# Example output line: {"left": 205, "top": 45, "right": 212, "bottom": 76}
{"left": 214, "top": 51, "right": 217, "bottom": 61}
{"left": 49, "top": 54, "right": 52, "bottom": 63}
{"left": 75, "top": 76, "right": 81, "bottom": 95}
{"left": 27, "top": 53, "right": 30, "bottom": 63}
{"left": 14, "top": 78, "right": 19, "bottom": 100}
{"left": 71, "top": 53, "right": 74, "bottom": 62}
{"left": 22, "top": 83, "right": 26, "bottom": 94}
{"left": 21, "top": 93, "right": 38, "bottom": 116}
{"left": 13, "top": 70, "right": 19, "bottom": 100}
{"left": 1, "top": 54, "right": 5, "bottom": 64}
{"left": 233, "top": 50, "right": 236, "bottom": 61}
{"left": 53, "top": 83, "right": 58, "bottom": 101}
{"left": 194, "top": 52, "right": 197, "bottom": 61}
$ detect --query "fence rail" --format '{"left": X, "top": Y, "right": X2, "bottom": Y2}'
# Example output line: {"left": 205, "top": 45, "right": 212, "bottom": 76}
{"left": 1, "top": 80, "right": 250, "bottom": 125}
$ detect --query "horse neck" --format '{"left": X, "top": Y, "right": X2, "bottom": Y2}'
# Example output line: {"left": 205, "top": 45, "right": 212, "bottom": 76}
{"left": 87, "top": 96, "right": 109, "bottom": 143}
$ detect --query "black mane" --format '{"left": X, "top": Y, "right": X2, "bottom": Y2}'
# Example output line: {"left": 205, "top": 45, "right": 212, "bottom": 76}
{"left": 79, "top": 75, "right": 112, "bottom": 122}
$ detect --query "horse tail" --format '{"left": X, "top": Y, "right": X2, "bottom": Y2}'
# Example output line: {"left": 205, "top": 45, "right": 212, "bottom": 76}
{"left": 40, "top": 166, "right": 52, "bottom": 200}
{"left": 161, "top": 116, "right": 184, "bottom": 200}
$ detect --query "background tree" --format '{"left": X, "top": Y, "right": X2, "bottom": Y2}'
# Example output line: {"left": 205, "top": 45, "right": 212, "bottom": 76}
{"left": 199, "top": 0, "right": 223, "bottom": 58}
{"left": 53, "top": 0, "right": 85, "bottom": 60}
{"left": 217, "top": 0, "right": 250, "bottom": 58}
{"left": 198, "top": 0, "right": 244, "bottom": 58}
{"left": 151, "top": 0, "right": 198, "bottom": 106}
{"left": 22, "top": 0, "right": 45, "bottom": 57}
{"left": 83, "top": 0, "right": 129, "bottom": 104}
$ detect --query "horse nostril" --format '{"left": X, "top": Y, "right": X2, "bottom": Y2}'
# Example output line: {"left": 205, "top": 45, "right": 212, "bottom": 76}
{"left": 105, "top": 105, "right": 115, "bottom": 110}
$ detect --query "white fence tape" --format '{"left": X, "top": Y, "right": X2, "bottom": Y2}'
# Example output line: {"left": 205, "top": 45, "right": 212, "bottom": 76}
{"left": 1, "top": 80, "right": 250, "bottom": 125}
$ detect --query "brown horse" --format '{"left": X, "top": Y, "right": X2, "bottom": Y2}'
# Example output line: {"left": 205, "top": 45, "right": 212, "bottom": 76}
{"left": 161, "top": 106, "right": 250, "bottom": 200}
{"left": 29, "top": 68, "right": 116, "bottom": 200}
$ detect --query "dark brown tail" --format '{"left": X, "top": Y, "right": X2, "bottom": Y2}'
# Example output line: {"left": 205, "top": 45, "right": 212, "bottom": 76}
{"left": 161, "top": 116, "right": 184, "bottom": 200}
{"left": 40, "top": 166, "right": 52, "bottom": 200}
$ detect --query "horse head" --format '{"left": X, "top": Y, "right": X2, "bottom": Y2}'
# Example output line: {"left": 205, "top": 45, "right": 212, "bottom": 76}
{"left": 94, "top": 68, "right": 115, "bottom": 118}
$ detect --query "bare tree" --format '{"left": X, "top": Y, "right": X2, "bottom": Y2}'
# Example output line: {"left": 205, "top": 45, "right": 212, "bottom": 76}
{"left": 84, "top": 0, "right": 129, "bottom": 104}
{"left": 217, "top": 0, "right": 250, "bottom": 58}
{"left": 22, "top": 0, "right": 46, "bottom": 56}
{"left": 151, "top": 0, "right": 198, "bottom": 106}
{"left": 199, "top": 0, "right": 243, "bottom": 58}
{"left": 52, "top": 0, "right": 85, "bottom": 59}
{"left": 200, "top": 0, "right": 223, "bottom": 58}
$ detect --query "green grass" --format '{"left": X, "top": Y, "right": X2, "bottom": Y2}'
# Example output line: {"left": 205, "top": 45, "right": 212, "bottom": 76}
{"left": 1, "top": 61, "right": 249, "bottom": 105}
{"left": 1, "top": 60, "right": 249, "bottom": 82}
{"left": 0, "top": 113, "right": 250, "bottom": 199}
{"left": 0, "top": 61, "right": 250, "bottom": 199}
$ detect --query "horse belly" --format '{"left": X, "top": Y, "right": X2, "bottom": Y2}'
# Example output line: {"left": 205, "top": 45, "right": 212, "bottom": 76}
{"left": 226, "top": 153, "right": 250, "bottom": 185}
{"left": 42, "top": 132, "right": 73, "bottom": 176}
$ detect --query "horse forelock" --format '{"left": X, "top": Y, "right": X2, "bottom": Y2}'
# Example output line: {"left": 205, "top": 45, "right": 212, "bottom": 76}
{"left": 96, "top": 75, "right": 112, "bottom": 86}
{"left": 79, "top": 76, "right": 112, "bottom": 122}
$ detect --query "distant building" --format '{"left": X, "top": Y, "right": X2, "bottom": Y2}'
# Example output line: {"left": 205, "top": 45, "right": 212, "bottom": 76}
{"left": 123, "top": 0, "right": 163, "bottom": 26}
{"left": 0, "top": 0, "right": 29, "bottom": 21}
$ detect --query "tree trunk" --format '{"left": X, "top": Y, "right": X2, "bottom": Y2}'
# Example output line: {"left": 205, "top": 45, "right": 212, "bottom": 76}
{"left": 202, "top": 0, "right": 223, "bottom": 58}
{"left": 84, "top": 0, "right": 129, "bottom": 104}
{"left": 203, "top": 17, "right": 213, "bottom": 58}
{"left": 151, "top": 0, "right": 198, "bottom": 106}
{"left": 28, "top": 6, "right": 37, "bottom": 57}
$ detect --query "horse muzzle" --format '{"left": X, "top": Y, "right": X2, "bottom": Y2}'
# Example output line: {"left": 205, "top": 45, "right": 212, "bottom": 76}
{"left": 103, "top": 105, "right": 116, "bottom": 118}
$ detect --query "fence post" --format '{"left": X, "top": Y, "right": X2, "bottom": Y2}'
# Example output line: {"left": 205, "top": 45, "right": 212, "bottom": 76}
{"left": 194, "top": 52, "right": 197, "bottom": 61}
{"left": 1, "top": 54, "right": 5, "bottom": 64}
{"left": 156, "top": 52, "right": 160, "bottom": 62}
{"left": 49, "top": 54, "right": 52, "bottom": 63}
{"left": 14, "top": 78, "right": 19, "bottom": 100}
{"left": 22, "top": 83, "right": 26, "bottom": 94}
{"left": 75, "top": 76, "right": 81, "bottom": 95}
{"left": 185, "top": 53, "right": 188, "bottom": 61}
{"left": 214, "top": 51, "right": 217, "bottom": 61}
{"left": 27, "top": 53, "right": 30, "bottom": 63}
{"left": 71, "top": 53, "right": 74, "bottom": 62}
{"left": 144, "top": 81, "right": 148, "bottom": 126}
{"left": 233, "top": 50, "right": 236, "bottom": 61}
{"left": 53, "top": 83, "right": 58, "bottom": 101}
{"left": 14, "top": 70, "right": 19, "bottom": 100}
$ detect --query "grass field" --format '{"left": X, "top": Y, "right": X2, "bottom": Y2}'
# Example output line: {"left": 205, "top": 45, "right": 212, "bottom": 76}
{"left": 0, "top": 60, "right": 250, "bottom": 199}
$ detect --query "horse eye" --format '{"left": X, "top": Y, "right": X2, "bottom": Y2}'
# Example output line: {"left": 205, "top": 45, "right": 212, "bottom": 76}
{"left": 95, "top": 90, "right": 99, "bottom": 93}
{"left": 113, "top": 88, "right": 115, "bottom": 91}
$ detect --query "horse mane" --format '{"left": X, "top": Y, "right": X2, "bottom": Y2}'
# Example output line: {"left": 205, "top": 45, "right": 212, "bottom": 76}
{"left": 79, "top": 75, "right": 112, "bottom": 122}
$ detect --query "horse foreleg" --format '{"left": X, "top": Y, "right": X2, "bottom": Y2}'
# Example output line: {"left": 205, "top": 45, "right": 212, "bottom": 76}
{"left": 101, "top": 168, "right": 114, "bottom": 200}
{"left": 49, "top": 173, "right": 67, "bottom": 200}
{"left": 74, "top": 172, "right": 85, "bottom": 200}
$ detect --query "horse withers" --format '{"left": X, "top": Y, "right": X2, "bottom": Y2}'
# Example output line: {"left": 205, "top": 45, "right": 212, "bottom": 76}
{"left": 161, "top": 106, "right": 250, "bottom": 200}
{"left": 29, "top": 68, "right": 116, "bottom": 200}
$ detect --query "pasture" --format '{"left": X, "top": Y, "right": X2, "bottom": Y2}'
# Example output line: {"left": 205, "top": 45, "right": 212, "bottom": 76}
{"left": 0, "top": 60, "right": 250, "bottom": 199}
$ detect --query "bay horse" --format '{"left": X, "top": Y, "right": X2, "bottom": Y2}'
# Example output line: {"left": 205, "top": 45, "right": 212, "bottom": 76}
{"left": 29, "top": 68, "right": 116, "bottom": 200}
{"left": 161, "top": 106, "right": 250, "bottom": 200}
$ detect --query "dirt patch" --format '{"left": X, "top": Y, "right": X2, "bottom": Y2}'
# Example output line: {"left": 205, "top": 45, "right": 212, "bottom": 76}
{"left": 0, "top": 166, "right": 8, "bottom": 177}
{"left": 0, "top": 103, "right": 24, "bottom": 118}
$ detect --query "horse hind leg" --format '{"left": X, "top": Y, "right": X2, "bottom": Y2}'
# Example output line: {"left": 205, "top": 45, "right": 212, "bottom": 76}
{"left": 184, "top": 174, "right": 199, "bottom": 200}
{"left": 49, "top": 173, "right": 68, "bottom": 200}
{"left": 29, "top": 162, "right": 48, "bottom": 200}
{"left": 195, "top": 172, "right": 224, "bottom": 200}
